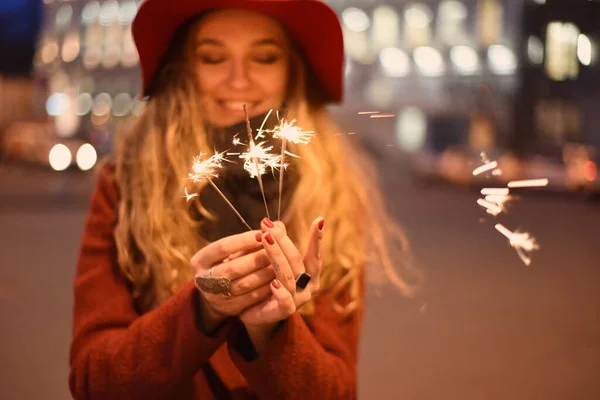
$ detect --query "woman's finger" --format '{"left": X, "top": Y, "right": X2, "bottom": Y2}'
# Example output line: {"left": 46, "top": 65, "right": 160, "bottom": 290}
{"left": 240, "top": 279, "right": 296, "bottom": 324}
{"left": 262, "top": 232, "right": 296, "bottom": 296}
{"left": 201, "top": 282, "right": 272, "bottom": 316}
{"left": 190, "top": 230, "right": 263, "bottom": 269}
{"left": 229, "top": 266, "right": 276, "bottom": 296}
{"left": 303, "top": 217, "right": 324, "bottom": 283}
{"left": 269, "top": 278, "right": 296, "bottom": 316}
{"left": 261, "top": 218, "right": 304, "bottom": 279}
{"left": 210, "top": 249, "right": 270, "bottom": 280}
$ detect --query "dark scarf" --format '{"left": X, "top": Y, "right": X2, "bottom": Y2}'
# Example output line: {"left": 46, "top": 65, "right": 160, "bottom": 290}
{"left": 198, "top": 111, "right": 298, "bottom": 241}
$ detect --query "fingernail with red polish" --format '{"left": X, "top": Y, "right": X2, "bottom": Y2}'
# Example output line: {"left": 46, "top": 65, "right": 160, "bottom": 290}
{"left": 263, "top": 218, "right": 275, "bottom": 228}
{"left": 318, "top": 219, "right": 325, "bottom": 231}
{"left": 264, "top": 232, "right": 275, "bottom": 245}
{"left": 271, "top": 279, "right": 281, "bottom": 289}
{"left": 255, "top": 232, "right": 263, "bottom": 242}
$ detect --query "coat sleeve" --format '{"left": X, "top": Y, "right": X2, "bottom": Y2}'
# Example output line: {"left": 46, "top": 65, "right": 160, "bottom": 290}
{"left": 227, "top": 272, "right": 365, "bottom": 400}
{"left": 69, "top": 165, "right": 234, "bottom": 400}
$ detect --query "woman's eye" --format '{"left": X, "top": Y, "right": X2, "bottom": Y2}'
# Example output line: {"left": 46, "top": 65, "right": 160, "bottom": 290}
{"left": 197, "top": 55, "right": 225, "bottom": 64}
{"left": 253, "top": 54, "right": 280, "bottom": 64}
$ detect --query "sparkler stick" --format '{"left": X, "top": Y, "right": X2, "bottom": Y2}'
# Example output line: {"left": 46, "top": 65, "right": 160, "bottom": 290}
{"left": 495, "top": 223, "right": 540, "bottom": 266}
{"left": 507, "top": 178, "right": 549, "bottom": 188}
{"left": 277, "top": 124, "right": 287, "bottom": 222}
{"left": 187, "top": 152, "right": 252, "bottom": 231}
{"left": 272, "top": 114, "right": 314, "bottom": 220}
{"left": 243, "top": 104, "right": 270, "bottom": 219}
{"left": 206, "top": 179, "right": 252, "bottom": 230}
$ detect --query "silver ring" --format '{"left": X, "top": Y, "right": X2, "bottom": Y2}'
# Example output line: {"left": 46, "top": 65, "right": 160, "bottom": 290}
{"left": 195, "top": 274, "right": 232, "bottom": 296}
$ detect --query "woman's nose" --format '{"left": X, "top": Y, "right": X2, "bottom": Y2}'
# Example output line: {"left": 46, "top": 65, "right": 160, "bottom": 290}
{"left": 227, "top": 59, "right": 251, "bottom": 90}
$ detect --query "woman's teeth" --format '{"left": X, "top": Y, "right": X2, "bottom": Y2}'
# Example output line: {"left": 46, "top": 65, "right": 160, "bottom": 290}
{"left": 221, "top": 101, "right": 254, "bottom": 111}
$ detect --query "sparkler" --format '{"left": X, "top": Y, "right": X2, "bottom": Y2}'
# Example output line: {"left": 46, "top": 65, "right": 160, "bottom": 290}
{"left": 243, "top": 104, "right": 272, "bottom": 219}
{"left": 495, "top": 224, "right": 540, "bottom": 266}
{"left": 472, "top": 156, "right": 546, "bottom": 265}
{"left": 187, "top": 151, "right": 252, "bottom": 230}
{"left": 267, "top": 115, "right": 314, "bottom": 220}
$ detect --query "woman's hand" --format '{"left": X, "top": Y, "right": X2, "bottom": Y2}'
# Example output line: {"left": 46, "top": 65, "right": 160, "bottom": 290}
{"left": 239, "top": 217, "right": 324, "bottom": 330}
{"left": 189, "top": 230, "right": 277, "bottom": 332}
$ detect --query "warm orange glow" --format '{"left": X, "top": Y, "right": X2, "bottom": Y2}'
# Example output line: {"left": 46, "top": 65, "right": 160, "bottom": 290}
{"left": 584, "top": 161, "right": 597, "bottom": 182}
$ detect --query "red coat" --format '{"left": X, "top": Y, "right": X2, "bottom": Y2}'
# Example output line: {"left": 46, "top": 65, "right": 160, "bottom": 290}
{"left": 69, "top": 166, "right": 363, "bottom": 399}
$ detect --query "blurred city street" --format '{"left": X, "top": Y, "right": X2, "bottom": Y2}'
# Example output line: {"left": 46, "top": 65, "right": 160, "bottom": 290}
{"left": 2, "top": 0, "right": 600, "bottom": 398}
{"left": 1, "top": 154, "right": 599, "bottom": 400}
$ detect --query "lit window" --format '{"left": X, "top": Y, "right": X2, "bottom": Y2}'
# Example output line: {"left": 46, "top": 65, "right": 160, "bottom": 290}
{"left": 437, "top": 0, "right": 468, "bottom": 46}
{"left": 396, "top": 107, "right": 427, "bottom": 152}
{"left": 527, "top": 36, "right": 544, "bottom": 65}
{"left": 81, "top": 2, "right": 101, "bottom": 25}
{"left": 545, "top": 22, "right": 579, "bottom": 81}
{"left": 55, "top": 4, "right": 73, "bottom": 31}
{"left": 414, "top": 46, "right": 445, "bottom": 76}
{"left": 477, "top": 0, "right": 504, "bottom": 47}
{"left": 342, "top": 8, "right": 370, "bottom": 33}
{"left": 577, "top": 34, "right": 594, "bottom": 66}
{"left": 487, "top": 44, "right": 517, "bottom": 75}
{"left": 450, "top": 45, "right": 479, "bottom": 74}
{"left": 371, "top": 5, "right": 400, "bottom": 52}
{"left": 380, "top": 47, "right": 410, "bottom": 77}
{"left": 404, "top": 3, "right": 433, "bottom": 49}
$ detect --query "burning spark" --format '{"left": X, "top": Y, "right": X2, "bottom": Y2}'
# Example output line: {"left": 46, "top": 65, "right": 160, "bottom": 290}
{"left": 473, "top": 161, "right": 498, "bottom": 176}
{"left": 358, "top": 111, "right": 380, "bottom": 115}
{"left": 369, "top": 114, "right": 395, "bottom": 119}
{"left": 271, "top": 119, "right": 314, "bottom": 145}
{"left": 186, "top": 151, "right": 251, "bottom": 230}
{"left": 188, "top": 151, "right": 227, "bottom": 183}
{"left": 507, "top": 178, "right": 549, "bottom": 188}
{"left": 255, "top": 109, "right": 274, "bottom": 140}
{"left": 232, "top": 137, "right": 242, "bottom": 146}
{"left": 481, "top": 188, "right": 509, "bottom": 196}
{"left": 477, "top": 198, "right": 503, "bottom": 216}
{"left": 485, "top": 194, "right": 512, "bottom": 211}
{"left": 495, "top": 223, "right": 540, "bottom": 266}
{"left": 239, "top": 141, "right": 282, "bottom": 178}
{"left": 183, "top": 187, "right": 199, "bottom": 202}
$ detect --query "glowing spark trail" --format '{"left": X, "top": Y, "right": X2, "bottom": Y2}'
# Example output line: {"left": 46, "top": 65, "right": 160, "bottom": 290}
{"left": 495, "top": 224, "right": 540, "bottom": 266}
{"left": 187, "top": 152, "right": 251, "bottom": 230}
{"left": 507, "top": 178, "right": 549, "bottom": 188}
{"left": 473, "top": 161, "right": 498, "bottom": 176}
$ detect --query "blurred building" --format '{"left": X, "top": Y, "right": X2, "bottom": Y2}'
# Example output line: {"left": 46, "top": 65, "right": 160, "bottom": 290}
{"left": 34, "top": 0, "right": 143, "bottom": 158}
{"left": 329, "top": 0, "right": 521, "bottom": 154}
{"left": 33, "top": 0, "right": 519, "bottom": 156}
{"left": 0, "top": 0, "right": 43, "bottom": 134}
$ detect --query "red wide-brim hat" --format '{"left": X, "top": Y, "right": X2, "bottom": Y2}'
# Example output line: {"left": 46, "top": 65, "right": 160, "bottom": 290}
{"left": 132, "top": 0, "right": 344, "bottom": 103}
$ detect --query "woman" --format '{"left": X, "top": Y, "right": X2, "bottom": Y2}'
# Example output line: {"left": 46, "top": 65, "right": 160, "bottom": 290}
{"left": 69, "top": 0, "right": 416, "bottom": 399}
